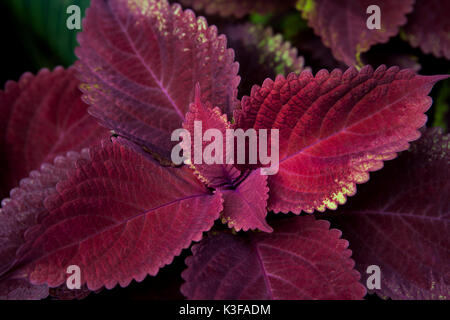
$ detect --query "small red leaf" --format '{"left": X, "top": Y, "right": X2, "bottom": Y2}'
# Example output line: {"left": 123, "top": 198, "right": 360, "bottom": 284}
{"left": 11, "top": 139, "right": 222, "bottom": 291}
{"left": 76, "top": 0, "right": 240, "bottom": 160}
{"left": 220, "top": 169, "right": 271, "bottom": 233}
{"left": 183, "top": 98, "right": 271, "bottom": 232}
{"left": 0, "top": 67, "right": 108, "bottom": 199}
{"left": 403, "top": 0, "right": 450, "bottom": 59}
{"left": 298, "top": 0, "right": 414, "bottom": 66}
{"left": 181, "top": 216, "right": 366, "bottom": 299}
{"left": 183, "top": 95, "right": 239, "bottom": 188}
{"left": 328, "top": 129, "right": 449, "bottom": 300}
{"left": 234, "top": 66, "right": 448, "bottom": 214}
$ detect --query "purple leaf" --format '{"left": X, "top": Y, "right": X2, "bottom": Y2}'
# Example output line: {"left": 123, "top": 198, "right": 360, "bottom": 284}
{"left": 234, "top": 66, "right": 447, "bottom": 214}
{"left": 297, "top": 0, "right": 414, "bottom": 66}
{"left": 0, "top": 279, "right": 48, "bottom": 300}
{"left": 183, "top": 95, "right": 271, "bottom": 232}
{"left": 327, "top": 129, "right": 449, "bottom": 300}
{"left": 181, "top": 216, "right": 366, "bottom": 299}
{"left": 403, "top": 0, "right": 450, "bottom": 59}
{"left": 76, "top": 0, "right": 240, "bottom": 160}
{"left": 6, "top": 139, "right": 222, "bottom": 291}
{"left": 0, "top": 150, "right": 88, "bottom": 300}
{"left": 0, "top": 67, "right": 108, "bottom": 199}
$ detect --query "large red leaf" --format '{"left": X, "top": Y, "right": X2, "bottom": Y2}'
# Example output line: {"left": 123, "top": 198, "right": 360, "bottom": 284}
{"left": 223, "top": 23, "right": 306, "bottom": 97}
{"left": 297, "top": 0, "right": 414, "bottom": 66}
{"left": 7, "top": 139, "right": 222, "bottom": 291}
{"left": 180, "top": 0, "right": 296, "bottom": 18}
{"left": 328, "top": 129, "right": 449, "bottom": 300}
{"left": 234, "top": 66, "right": 447, "bottom": 214}
{"left": 0, "top": 150, "right": 89, "bottom": 299}
{"left": 0, "top": 67, "right": 108, "bottom": 199}
{"left": 76, "top": 0, "right": 240, "bottom": 160}
{"left": 403, "top": 0, "right": 450, "bottom": 59}
{"left": 183, "top": 95, "right": 271, "bottom": 232}
{"left": 181, "top": 216, "right": 366, "bottom": 299}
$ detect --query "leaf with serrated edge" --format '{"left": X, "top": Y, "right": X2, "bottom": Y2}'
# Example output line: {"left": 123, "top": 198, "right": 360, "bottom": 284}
{"left": 183, "top": 94, "right": 271, "bottom": 232}
{"left": 9, "top": 139, "right": 222, "bottom": 291}
{"left": 403, "top": 0, "right": 450, "bottom": 59}
{"left": 234, "top": 65, "right": 448, "bottom": 214}
{"left": 181, "top": 216, "right": 366, "bottom": 299}
{"left": 0, "top": 67, "right": 108, "bottom": 199}
{"left": 328, "top": 129, "right": 449, "bottom": 300}
{"left": 297, "top": 0, "right": 414, "bottom": 66}
{"left": 76, "top": 0, "right": 240, "bottom": 160}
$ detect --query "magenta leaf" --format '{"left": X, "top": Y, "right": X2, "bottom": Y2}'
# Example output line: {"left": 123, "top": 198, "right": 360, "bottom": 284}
{"left": 0, "top": 150, "right": 89, "bottom": 300}
{"left": 76, "top": 0, "right": 240, "bottom": 160}
{"left": 223, "top": 23, "right": 306, "bottom": 96}
{"left": 0, "top": 67, "right": 108, "bottom": 199}
{"left": 234, "top": 66, "right": 448, "bottom": 214}
{"left": 297, "top": 0, "right": 414, "bottom": 66}
{"left": 183, "top": 95, "right": 271, "bottom": 232}
{"left": 0, "top": 279, "right": 48, "bottom": 300}
{"left": 183, "top": 91, "right": 240, "bottom": 188}
{"left": 181, "top": 215, "right": 366, "bottom": 299}
{"left": 180, "top": 0, "right": 296, "bottom": 18}
{"left": 403, "top": 0, "right": 450, "bottom": 59}
{"left": 7, "top": 139, "right": 222, "bottom": 291}
{"left": 220, "top": 169, "right": 271, "bottom": 232}
{"left": 327, "top": 129, "right": 449, "bottom": 300}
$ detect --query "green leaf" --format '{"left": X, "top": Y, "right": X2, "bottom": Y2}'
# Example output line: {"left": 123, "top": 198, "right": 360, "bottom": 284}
{"left": 433, "top": 81, "right": 450, "bottom": 132}
{"left": 5, "top": 0, "right": 90, "bottom": 67}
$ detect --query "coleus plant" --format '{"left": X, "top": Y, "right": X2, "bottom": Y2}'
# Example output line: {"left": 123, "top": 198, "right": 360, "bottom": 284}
{"left": 0, "top": 0, "right": 448, "bottom": 300}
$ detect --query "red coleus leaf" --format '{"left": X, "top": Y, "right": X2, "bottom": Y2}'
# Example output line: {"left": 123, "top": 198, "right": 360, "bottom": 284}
{"left": 183, "top": 93, "right": 271, "bottom": 232}
{"left": 180, "top": 0, "right": 296, "bottom": 18}
{"left": 76, "top": 0, "right": 240, "bottom": 160}
{"left": 0, "top": 67, "right": 108, "bottom": 199}
{"left": 234, "top": 65, "right": 447, "bottom": 214}
{"left": 403, "top": 0, "right": 450, "bottom": 59}
{"left": 0, "top": 150, "right": 90, "bottom": 299}
{"left": 328, "top": 129, "right": 449, "bottom": 300}
{"left": 181, "top": 215, "right": 366, "bottom": 299}
{"left": 297, "top": 0, "right": 414, "bottom": 66}
{"left": 223, "top": 23, "right": 306, "bottom": 97}
{"left": 7, "top": 139, "right": 222, "bottom": 291}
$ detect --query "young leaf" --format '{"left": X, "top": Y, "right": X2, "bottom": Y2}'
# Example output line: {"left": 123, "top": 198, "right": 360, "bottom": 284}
{"left": 297, "top": 0, "right": 414, "bottom": 66}
{"left": 0, "top": 67, "right": 108, "bottom": 199}
{"left": 327, "top": 129, "right": 449, "bottom": 300}
{"left": 181, "top": 216, "right": 366, "bottom": 299}
{"left": 180, "top": 0, "right": 296, "bottom": 19}
{"left": 76, "top": 0, "right": 240, "bottom": 160}
{"left": 403, "top": 0, "right": 450, "bottom": 60}
{"left": 183, "top": 95, "right": 271, "bottom": 232}
{"left": 234, "top": 66, "right": 448, "bottom": 214}
{"left": 223, "top": 23, "right": 306, "bottom": 96}
{"left": 220, "top": 169, "right": 271, "bottom": 233}
{"left": 183, "top": 91, "right": 240, "bottom": 188}
{"left": 8, "top": 139, "right": 223, "bottom": 291}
